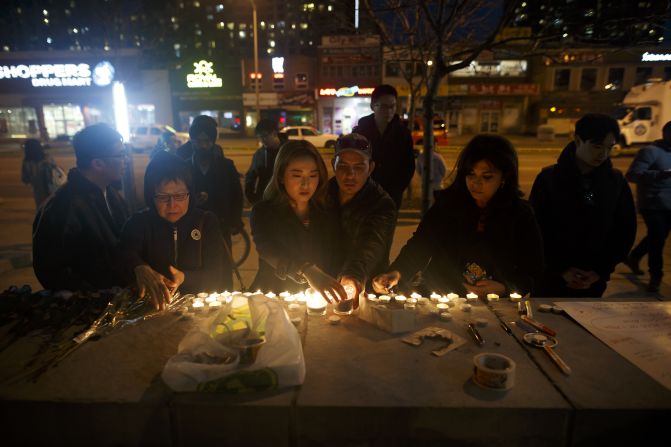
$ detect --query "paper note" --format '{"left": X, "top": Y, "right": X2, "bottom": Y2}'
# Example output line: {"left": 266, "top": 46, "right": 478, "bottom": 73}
{"left": 556, "top": 301, "right": 671, "bottom": 391}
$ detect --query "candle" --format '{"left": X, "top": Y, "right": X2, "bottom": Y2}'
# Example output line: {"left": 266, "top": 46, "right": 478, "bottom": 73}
{"left": 208, "top": 300, "right": 222, "bottom": 311}
{"left": 206, "top": 293, "right": 218, "bottom": 303}
{"left": 367, "top": 293, "right": 378, "bottom": 301}
{"left": 306, "top": 292, "right": 327, "bottom": 316}
{"left": 243, "top": 291, "right": 253, "bottom": 296}
{"left": 417, "top": 297, "right": 429, "bottom": 306}
{"left": 192, "top": 300, "right": 205, "bottom": 313}
{"left": 430, "top": 292, "right": 442, "bottom": 302}
{"left": 509, "top": 292, "right": 522, "bottom": 302}
{"left": 439, "top": 312, "right": 453, "bottom": 321}
{"left": 466, "top": 292, "right": 478, "bottom": 301}
{"left": 487, "top": 293, "right": 500, "bottom": 302}
{"left": 265, "top": 292, "right": 277, "bottom": 299}
{"left": 343, "top": 283, "right": 357, "bottom": 300}
{"left": 378, "top": 295, "right": 391, "bottom": 303}
{"left": 436, "top": 303, "right": 449, "bottom": 311}
{"left": 460, "top": 303, "right": 472, "bottom": 312}
{"left": 280, "top": 291, "right": 291, "bottom": 298}
{"left": 447, "top": 293, "right": 459, "bottom": 301}
{"left": 410, "top": 292, "right": 422, "bottom": 299}
{"left": 283, "top": 294, "right": 296, "bottom": 303}
{"left": 394, "top": 295, "right": 407, "bottom": 303}
{"left": 197, "top": 292, "right": 208, "bottom": 299}
{"left": 438, "top": 296, "right": 449, "bottom": 304}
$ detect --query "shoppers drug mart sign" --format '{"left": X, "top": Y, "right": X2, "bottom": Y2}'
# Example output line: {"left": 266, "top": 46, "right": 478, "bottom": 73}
{"left": 0, "top": 61, "right": 115, "bottom": 87}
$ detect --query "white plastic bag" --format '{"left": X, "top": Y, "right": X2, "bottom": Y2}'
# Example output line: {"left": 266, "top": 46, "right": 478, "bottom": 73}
{"left": 162, "top": 294, "right": 305, "bottom": 393}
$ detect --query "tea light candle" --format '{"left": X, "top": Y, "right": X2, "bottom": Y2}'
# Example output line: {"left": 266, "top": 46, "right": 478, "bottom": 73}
{"left": 328, "top": 315, "right": 341, "bottom": 325}
{"left": 243, "top": 292, "right": 253, "bottom": 296}
{"left": 279, "top": 291, "right": 291, "bottom": 298}
{"left": 306, "top": 292, "right": 327, "bottom": 316}
{"left": 378, "top": 295, "right": 391, "bottom": 303}
{"left": 404, "top": 302, "right": 416, "bottom": 311}
{"left": 206, "top": 293, "right": 218, "bottom": 303}
{"left": 438, "top": 296, "right": 449, "bottom": 304}
{"left": 197, "top": 292, "right": 208, "bottom": 299}
{"left": 192, "top": 300, "right": 205, "bottom": 313}
{"left": 509, "top": 292, "right": 522, "bottom": 302}
{"left": 447, "top": 293, "right": 459, "bottom": 301}
{"left": 487, "top": 293, "right": 500, "bottom": 302}
{"left": 439, "top": 312, "right": 453, "bottom": 322}
{"left": 436, "top": 303, "right": 449, "bottom": 311}
{"left": 466, "top": 292, "right": 478, "bottom": 301}
{"left": 430, "top": 292, "right": 442, "bottom": 302}
{"left": 410, "top": 292, "right": 422, "bottom": 299}
{"left": 367, "top": 293, "right": 378, "bottom": 302}
{"left": 394, "top": 295, "right": 407, "bottom": 303}
{"left": 283, "top": 294, "right": 296, "bottom": 303}
{"left": 208, "top": 300, "right": 222, "bottom": 311}
{"left": 265, "top": 292, "right": 277, "bottom": 299}
{"left": 295, "top": 292, "right": 307, "bottom": 302}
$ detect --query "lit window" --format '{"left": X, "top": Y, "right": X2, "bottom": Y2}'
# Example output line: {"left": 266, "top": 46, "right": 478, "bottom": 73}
{"left": 291, "top": 23, "right": 296, "bottom": 29}
{"left": 267, "top": 48, "right": 274, "bottom": 54}
{"left": 46, "top": 37, "right": 52, "bottom": 44}
{"left": 43, "top": 18, "right": 49, "bottom": 25}
{"left": 209, "top": 41, "right": 216, "bottom": 48}
{"left": 216, "top": 4, "right": 224, "bottom": 12}
{"left": 239, "top": 31, "right": 246, "bottom": 38}
{"left": 193, "top": 1, "right": 200, "bottom": 7}
{"left": 260, "top": 21, "right": 266, "bottom": 29}
{"left": 240, "top": 23, "right": 247, "bottom": 30}
{"left": 303, "top": 3, "right": 315, "bottom": 11}
{"left": 2, "top": 46, "right": 9, "bottom": 51}
{"left": 300, "top": 23, "right": 308, "bottom": 29}
{"left": 217, "top": 22, "right": 225, "bottom": 29}
{"left": 328, "top": 5, "right": 333, "bottom": 11}
{"left": 174, "top": 43, "right": 181, "bottom": 50}
{"left": 43, "top": 9, "right": 48, "bottom": 16}
{"left": 207, "top": 14, "right": 214, "bottom": 20}
{"left": 227, "top": 23, "right": 234, "bottom": 30}
{"left": 269, "top": 40, "right": 275, "bottom": 47}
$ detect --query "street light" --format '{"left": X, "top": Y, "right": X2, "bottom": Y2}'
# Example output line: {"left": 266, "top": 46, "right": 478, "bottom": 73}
{"left": 250, "top": 0, "right": 260, "bottom": 125}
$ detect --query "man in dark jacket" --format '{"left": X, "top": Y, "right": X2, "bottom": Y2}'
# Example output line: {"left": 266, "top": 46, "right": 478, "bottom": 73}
{"left": 530, "top": 113, "right": 636, "bottom": 297}
{"left": 625, "top": 121, "right": 671, "bottom": 292}
{"left": 327, "top": 133, "right": 397, "bottom": 300}
{"left": 353, "top": 84, "right": 415, "bottom": 209}
{"left": 245, "top": 118, "right": 283, "bottom": 205}
{"left": 176, "top": 115, "right": 243, "bottom": 289}
{"left": 32, "top": 123, "right": 130, "bottom": 291}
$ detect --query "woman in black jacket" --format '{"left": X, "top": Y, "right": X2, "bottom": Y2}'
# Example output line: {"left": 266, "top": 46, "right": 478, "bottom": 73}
{"left": 119, "top": 152, "right": 226, "bottom": 310}
{"left": 373, "top": 135, "right": 544, "bottom": 297}
{"left": 250, "top": 140, "right": 347, "bottom": 302}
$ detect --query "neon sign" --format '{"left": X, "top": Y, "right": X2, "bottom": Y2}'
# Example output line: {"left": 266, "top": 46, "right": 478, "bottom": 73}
{"left": 186, "top": 60, "right": 223, "bottom": 88}
{"left": 0, "top": 61, "right": 115, "bottom": 87}
{"left": 641, "top": 52, "right": 671, "bottom": 62}
{"left": 319, "top": 86, "right": 374, "bottom": 97}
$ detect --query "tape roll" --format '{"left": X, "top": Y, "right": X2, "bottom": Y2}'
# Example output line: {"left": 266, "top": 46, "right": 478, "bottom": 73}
{"left": 472, "top": 353, "right": 516, "bottom": 391}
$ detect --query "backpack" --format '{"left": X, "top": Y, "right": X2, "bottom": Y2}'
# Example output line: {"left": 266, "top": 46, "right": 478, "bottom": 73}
{"left": 47, "top": 163, "right": 66, "bottom": 194}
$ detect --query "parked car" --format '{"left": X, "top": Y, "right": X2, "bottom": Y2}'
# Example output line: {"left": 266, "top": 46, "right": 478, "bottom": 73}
{"left": 406, "top": 117, "right": 449, "bottom": 146}
{"left": 129, "top": 124, "right": 189, "bottom": 150}
{"left": 280, "top": 126, "right": 338, "bottom": 148}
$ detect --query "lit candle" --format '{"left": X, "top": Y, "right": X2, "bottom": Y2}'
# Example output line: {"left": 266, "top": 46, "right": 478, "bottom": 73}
{"left": 208, "top": 300, "right": 222, "bottom": 311}
{"left": 487, "top": 293, "right": 500, "bottom": 302}
{"left": 206, "top": 293, "right": 218, "bottom": 303}
{"left": 394, "top": 295, "right": 407, "bottom": 303}
{"left": 378, "top": 295, "right": 391, "bottom": 303}
{"left": 367, "top": 293, "right": 378, "bottom": 302}
{"left": 306, "top": 292, "right": 327, "bottom": 316}
{"left": 438, "top": 296, "right": 449, "bottom": 304}
{"left": 197, "top": 292, "right": 208, "bottom": 299}
{"left": 243, "top": 291, "right": 253, "bottom": 297}
{"left": 295, "top": 292, "right": 306, "bottom": 302}
{"left": 265, "top": 292, "right": 277, "bottom": 299}
{"left": 430, "top": 292, "right": 442, "bottom": 302}
{"left": 466, "top": 292, "right": 478, "bottom": 301}
{"left": 436, "top": 303, "right": 449, "bottom": 311}
{"left": 447, "top": 293, "right": 459, "bottom": 301}
{"left": 280, "top": 291, "right": 291, "bottom": 298}
{"left": 404, "top": 302, "right": 417, "bottom": 311}
{"left": 283, "top": 294, "right": 296, "bottom": 303}
{"left": 192, "top": 299, "right": 205, "bottom": 313}
{"left": 410, "top": 292, "right": 422, "bottom": 299}
{"left": 509, "top": 292, "right": 522, "bottom": 302}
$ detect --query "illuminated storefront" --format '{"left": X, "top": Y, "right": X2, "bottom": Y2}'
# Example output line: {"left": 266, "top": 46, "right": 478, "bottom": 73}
{"left": 317, "top": 85, "right": 375, "bottom": 135}
{"left": 0, "top": 50, "right": 173, "bottom": 141}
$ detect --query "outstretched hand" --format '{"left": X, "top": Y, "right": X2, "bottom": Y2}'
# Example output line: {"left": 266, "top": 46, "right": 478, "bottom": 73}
{"left": 134, "top": 264, "right": 185, "bottom": 311}
{"left": 372, "top": 270, "right": 401, "bottom": 294}
{"left": 302, "top": 264, "right": 348, "bottom": 303}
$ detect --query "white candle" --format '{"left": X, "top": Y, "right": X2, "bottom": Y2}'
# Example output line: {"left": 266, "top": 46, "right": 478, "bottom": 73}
{"left": 280, "top": 291, "right": 291, "bottom": 298}
{"left": 208, "top": 300, "right": 222, "bottom": 311}
{"left": 436, "top": 303, "right": 449, "bottom": 311}
{"left": 192, "top": 300, "right": 205, "bottom": 313}
{"left": 438, "top": 296, "right": 449, "bottom": 304}
{"left": 410, "top": 292, "right": 422, "bottom": 299}
{"left": 430, "top": 292, "right": 442, "bottom": 302}
{"left": 306, "top": 292, "right": 327, "bottom": 316}
{"left": 466, "top": 292, "right": 478, "bottom": 301}
{"left": 509, "top": 292, "right": 522, "bottom": 302}
{"left": 460, "top": 303, "right": 472, "bottom": 312}
{"left": 394, "top": 295, "right": 407, "bottom": 303}
{"left": 283, "top": 294, "right": 296, "bottom": 303}
{"left": 265, "top": 292, "right": 277, "bottom": 299}
{"left": 487, "top": 293, "right": 499, "bottom": 302}
{"left": 206, "top": 293, "right": 218, "bottom": 303}
{"left": 197, "top": 292, "right": 208, "bottom": 299}
{"left": 439, "top": 312, "right": 453, "bottom": 322}
{"left": 447, "top": 293, "right": 459, "bottom": 301}
{"left": 417, "top": 297, "right": 429, "bottom": 305}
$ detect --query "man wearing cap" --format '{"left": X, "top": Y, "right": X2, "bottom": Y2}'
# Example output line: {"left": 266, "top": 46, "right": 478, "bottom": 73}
{"left": 176, "top": 115, "right": 243, "bottom": 290}
{"left": 245, "top": 118, "right": 285, "bottom": 205}
{"left": 327, "top": 133, "right": 398, "bottom": 300}
{"left": 32, "top": 123, "right": 130, "bottom": 291}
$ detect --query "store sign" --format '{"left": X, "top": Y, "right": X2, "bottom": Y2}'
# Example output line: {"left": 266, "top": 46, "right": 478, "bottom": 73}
{"left": 272, "top": 57, "right": 285, "bottom": 74}
{"left": 186, "top": 60, "right": 223, "bottom": 88}
{"left": 467, "top": 84, "right": 539, "bottom": 96}
{"left": 0, "top": 61, "right": 115, "bottom": 87}
{"left": 641, "top": 52, "right": 671, "bottom": 62}
{"left": 319, "top": 86, "right": 374, "bottom": 97}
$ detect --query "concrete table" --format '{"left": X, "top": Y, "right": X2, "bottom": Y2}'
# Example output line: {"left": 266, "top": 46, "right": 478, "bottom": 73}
{"left": 489, "top": 297, "right": 671, "bottom": 446}
{"left": 295, "top": 302, "right": 571, "bottom": 446}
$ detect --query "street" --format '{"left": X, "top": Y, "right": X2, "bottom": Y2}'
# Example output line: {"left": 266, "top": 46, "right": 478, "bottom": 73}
{"left": 0, "top": 136, "right": 666, "bottom": 297}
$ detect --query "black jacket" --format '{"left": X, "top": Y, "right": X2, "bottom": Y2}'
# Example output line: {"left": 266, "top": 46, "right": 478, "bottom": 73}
{"left": 176, "top": 141, "right": 243, "bottom": 232}
{"left": 353, "top": 114, "right": 415, "bottom": 208}
{"left": 250, "top": 200, "right": 342, "bottom": 293}
{"left": 119, "top": 208, "right": 226, "bottom": 294}
{"left": 529, "top": 143, "right": 636, "bottom": 297}
{"left": 390, "top": 189, "right": 544, "bottom": 296}
{"left": 326, "top": 177, "right": 397, "bottom": 286}
{"left": 244, "top": 145, "right": 279, "bottom": 205}
{"left": 32, "top": 168, "right": 129, "bottom": 291}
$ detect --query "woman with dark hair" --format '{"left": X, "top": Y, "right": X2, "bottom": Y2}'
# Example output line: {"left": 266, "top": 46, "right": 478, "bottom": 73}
{"left": 21, "top": 139, "right": 57, "bottom": 207}
{"left": 119, "top": 151, "right": 226, "bottom": 310}
{"left": 373, "top": 134, "right": 544, "bottom": 297}
{"left": 250, "top": 140, "right": 347, "bottom": 301}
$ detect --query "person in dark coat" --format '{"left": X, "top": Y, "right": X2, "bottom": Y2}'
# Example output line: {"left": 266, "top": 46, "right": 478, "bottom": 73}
{"left": 373, "top": 134, "right": 544, "bottom": 297}
{"left": 21, "top": 139, "right": 55, "bottom": 207}
{"left": 326, "top": 133, "right": 397, "bottom": 301}
{"left": 32, "top": 124, "right": 129, "bottom": 291}
{"left": 624, "top": 120, "right": 671, "bottom": 292}
{"left": 353, "top": 84, "right": 415, "bottom": 209}
{"left": 245, "top": 118, "right": 284, "bottom": 205}
{"left": 175, "top": 115, "right": 243, "bottom": 290}
{"left": 529, "top": 113, "right": 636, "bottom": 297}
{"left": 119, "top": 152, "right": 226, "bottom": 310}
{"left": 250, "top": 140, "right": 347, "bottom": 302}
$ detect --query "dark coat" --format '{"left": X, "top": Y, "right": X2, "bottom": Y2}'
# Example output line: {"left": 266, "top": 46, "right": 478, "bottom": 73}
{"left": 390, "top": 189, "right": 544, "bottom": 296}
{"left": 353, "top": 114, "right": 415, "bottom": 208}
{"left": 32, "top": 168, "right": 129, "bottom": 291}
{"left": 244, "top": 145, "right": 279, "bottom": 205}
{"left": 529, "top": 142, "right": 636, "bottom": 297}
{"left": 119, "top": 208, "right": 226, "bottom": 294}
{"left": 326, "top": 177, "right": 397, "bottom": 286}
{"left": 626, "top": 139, "right": 671, "bottom": 210}
{"left": 250, "top": 200, "right": 342, "bottom": 293}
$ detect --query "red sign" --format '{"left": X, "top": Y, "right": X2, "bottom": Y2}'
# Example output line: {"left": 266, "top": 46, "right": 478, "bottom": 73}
{"left": 467, "top": 84, "right": 539, "bottom": 96}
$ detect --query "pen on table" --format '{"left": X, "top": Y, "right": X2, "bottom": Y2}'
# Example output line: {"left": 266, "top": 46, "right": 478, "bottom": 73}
{"left": 521, "top": 315, "right": 557, "bottom": 337}
{"left": 468, "top": 323, "right": 485, "bottom": 345}
{"left": 500, "top": 321, "right": 513, "bottom": 335}
{"left": 514, "top": 319, "right": 537, "bottom": 334}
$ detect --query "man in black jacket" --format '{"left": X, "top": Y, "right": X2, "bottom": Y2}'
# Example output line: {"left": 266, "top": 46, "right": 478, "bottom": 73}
{"left": 244, "top": 118, "right": 283, "bottom": 205}
{"left": 530, "top": 113, "right": 636, "bottom": 297}
{"left": 32, "top": 123, "right": 130, "bottom": 291}
{"left": 327, "top": 133, "right": 398, "bottom": 300}
{"left": 353, "top": 84, "right": 415, "bottom": 209}
{"left": 176, "top": 115, "right": 242, "bottom": 290}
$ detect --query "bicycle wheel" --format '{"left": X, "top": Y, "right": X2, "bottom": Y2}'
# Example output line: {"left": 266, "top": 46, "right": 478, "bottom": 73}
{"left": 230, "top": 227, "right": 251, "bottom": 267}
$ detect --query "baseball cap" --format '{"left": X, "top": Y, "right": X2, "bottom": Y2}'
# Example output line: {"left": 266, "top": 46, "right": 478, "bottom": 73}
{"left": 335, "top": 133, "right": 372, "bottom": 159}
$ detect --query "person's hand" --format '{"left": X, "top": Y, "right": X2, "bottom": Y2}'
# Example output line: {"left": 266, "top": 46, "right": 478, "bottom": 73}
{"left": 134, "top": 265, "right": 172, "bottom": 311}
{"left": 166, "top": 265, "right": 185, "bottom": 293}
{"left": 463, "top": 279, "right": 506, "bottom": 296}
{"left": 302, "top": 264, "right": 348, "bottom": 303}
{"left": 339, "top": 275, "right": 363, "bottom": 308}
{"left": 372, "top": 271, "right": 401, "bottom": 294}
{"left": 562, "top": 267, "right": 599, "bottom": 289}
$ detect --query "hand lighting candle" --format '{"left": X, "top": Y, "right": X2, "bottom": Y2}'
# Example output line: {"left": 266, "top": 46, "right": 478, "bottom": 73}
{"left": 306, "top": 291, "right": 327, "bottom": 316}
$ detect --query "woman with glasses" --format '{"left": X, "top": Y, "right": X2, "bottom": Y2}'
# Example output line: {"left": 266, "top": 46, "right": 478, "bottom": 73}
{"left": 373, "top": 134, "right": 544, "bottom": 298}
{"left": 250, "top": 140, "right": 348, "bottom": 302}
{"left": 119, "top": 151, "right": 226, "bottom": 310}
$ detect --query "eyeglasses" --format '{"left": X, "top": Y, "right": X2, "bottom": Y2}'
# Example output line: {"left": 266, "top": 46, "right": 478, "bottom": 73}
{"left": 154, "top": 192, "right": 190, "bottom": 203}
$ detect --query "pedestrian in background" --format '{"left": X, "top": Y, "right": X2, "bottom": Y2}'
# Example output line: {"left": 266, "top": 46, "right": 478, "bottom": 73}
{"left": 353, "top": 84, "right": 415, "bottom": 209}
{"left": 21, "top": 139, "right": 62, "bottom": 207}
{"left": 416, "top": 148, "right": 448, "bottom": 193}
{"left": 149, "top": 130, "right": 181, "bottom": 159}
{"left": 530, "top": 113, "right": 636, "bottom": 297}
{"left": 245, "top": 118, "right": 284, "bottom": 205}
{"left": 624, "top": 120, "right": 671, "bottom": 293}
